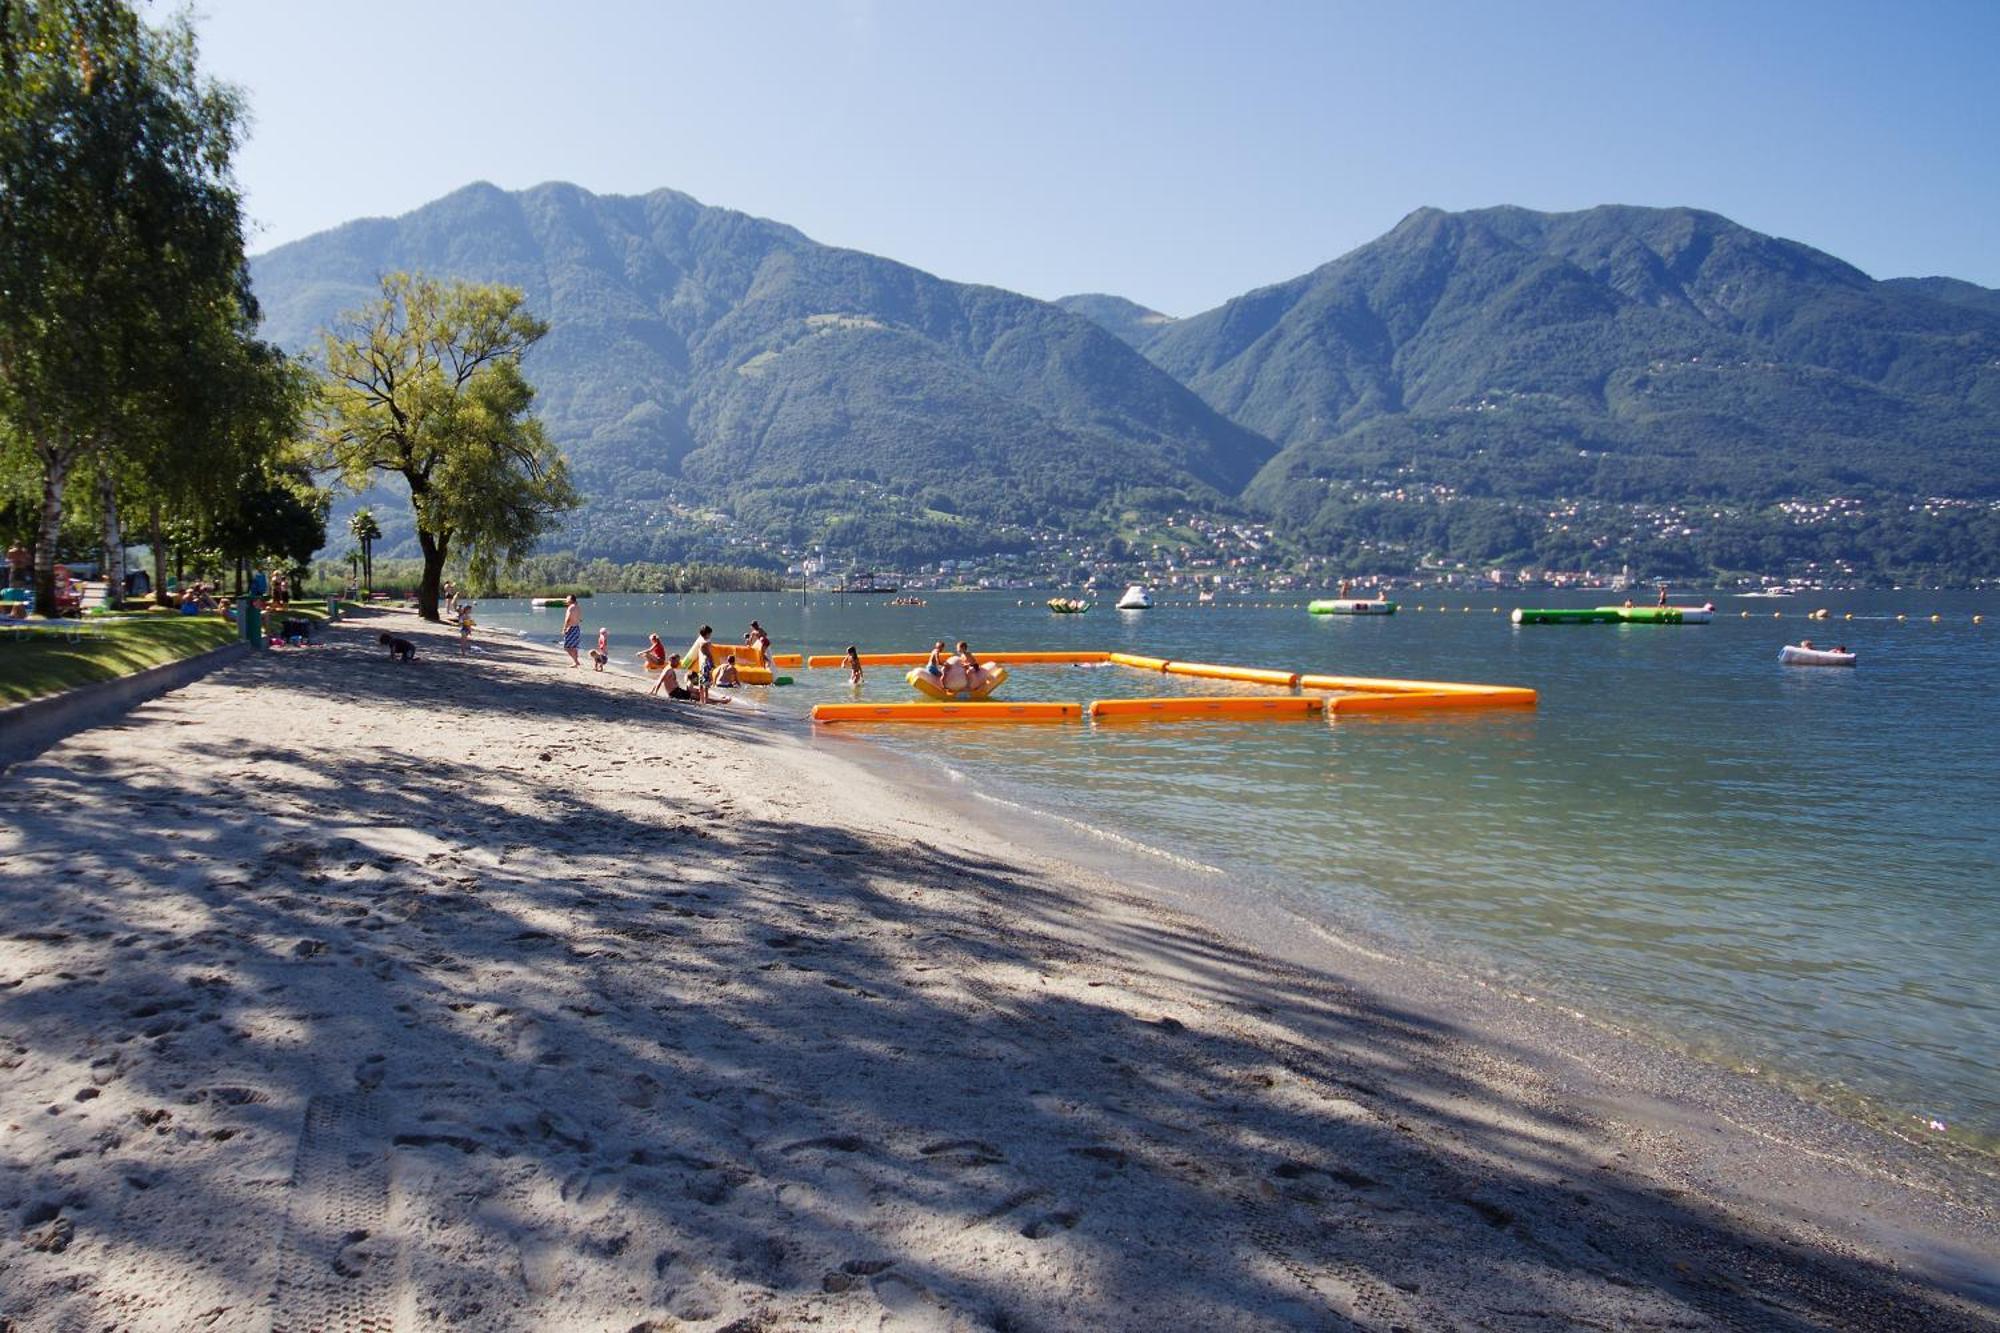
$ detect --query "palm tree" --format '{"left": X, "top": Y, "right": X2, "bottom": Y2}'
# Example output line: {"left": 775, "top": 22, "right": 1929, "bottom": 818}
{"left": 347, "top": 508, "right": 381, "bottom": 593}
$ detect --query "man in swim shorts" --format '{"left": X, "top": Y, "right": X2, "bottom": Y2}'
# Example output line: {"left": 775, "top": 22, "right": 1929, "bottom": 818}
{"left": 561, "top": 594, "right": 583, "bottom": 666}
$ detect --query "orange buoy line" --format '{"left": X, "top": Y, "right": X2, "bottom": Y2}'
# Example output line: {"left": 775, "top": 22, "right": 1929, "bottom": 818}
{"left": 1296, "top": 671, "right": 1529, "bottom": 697}
{"left": 810, "top": 701, "right": 1082, "bottom": 724}
{"left": 1089, "top": 696, "right": 1324, "bottom": 721}
{"left": 799, "top": 646, "right": 1536, "bottom": 718}
{"left": 805, "top": 650, "right": 1110, "bottom": 668}
{"left": 1156, "top": 661, "right": 1301, "bottom": 688}
{"left": 1327, "top": 688, "right": 1537, "bottom": 714}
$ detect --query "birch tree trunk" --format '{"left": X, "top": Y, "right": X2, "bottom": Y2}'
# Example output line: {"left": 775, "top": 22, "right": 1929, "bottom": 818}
{"left": 150, "top": 501, "right": 169, "bottom": 605}
{"left": 99, "top": 461, "right": 124, "bottom": 609}
{"left": 33, "top": 441, "right": 71, "bottom": 617}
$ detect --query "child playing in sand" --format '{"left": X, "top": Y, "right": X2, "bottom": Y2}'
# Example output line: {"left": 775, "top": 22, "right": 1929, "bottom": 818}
{"left": 590, "top": 628, "right": 609, "bottom": 671}
{"left": 456, "top": 603, "right": 475, "bottom": 655}
{"left": 636, "top": 633, "right": 667, "bottom": 672}
{"left": 843, "top": 645, "right": 862, "bottom": 687}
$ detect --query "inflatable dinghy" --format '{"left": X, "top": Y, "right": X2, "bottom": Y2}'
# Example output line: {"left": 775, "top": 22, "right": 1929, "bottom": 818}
{"left": 1780, "top": 644, "right": 1856, "bottom": 667}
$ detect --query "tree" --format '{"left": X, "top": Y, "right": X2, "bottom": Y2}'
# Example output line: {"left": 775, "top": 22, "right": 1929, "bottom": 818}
{"left": 0, "top": 2, "right": 256, "bottom": 615}
{"left": 210, "top": 461, "right": 327, "bottom": 586}
{"left": 347, "top": 506, "right": 380, "bottom": 592}
{"left": 313, "top": 273, "right": 577, "bottom": 621}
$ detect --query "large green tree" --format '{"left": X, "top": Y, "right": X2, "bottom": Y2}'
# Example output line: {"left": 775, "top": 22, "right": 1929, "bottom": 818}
{"left": 314, "top": 272, "right": 576, "bottom": 621}
{"left": 0, "top": 1, "right": 262, "bottom": 614}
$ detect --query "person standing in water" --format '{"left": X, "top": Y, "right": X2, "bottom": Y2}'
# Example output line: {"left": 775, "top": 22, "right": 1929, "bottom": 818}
{"left": 561, "top": 594, "right": 584, "bottom": 666}
{"left": 843, "top": 645, "right": 863, "bottom": 687}
{"left": 686, "top": 625, "right": 715, "bottom": 702}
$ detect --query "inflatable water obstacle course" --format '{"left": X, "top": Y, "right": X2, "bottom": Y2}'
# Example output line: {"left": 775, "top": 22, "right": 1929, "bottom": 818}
{"left": 1512, "top": 605, "right": 1715, "bottom": 625}
{"left": 1308, "top": 598, "right": 1398, "bottom": 615}
{"left": 805, "top": 647, "right": 1535, "bottom": 724}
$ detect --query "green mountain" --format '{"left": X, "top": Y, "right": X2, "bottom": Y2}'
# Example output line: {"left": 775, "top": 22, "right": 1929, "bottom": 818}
{"left": 260, "top": 190, "right": 2000, "bottom": 580}
{"left": 1052, "top": 293, "right": 1178, "bottom": 350}
{"left": 250, "top": 182, "right": 1273, "bottom": 566}
{"left": 1883, "top": 276, "right": 2000, "bottom": 319}
{"left": 1127, "top": 205, "right": 2000, "bottom": 574}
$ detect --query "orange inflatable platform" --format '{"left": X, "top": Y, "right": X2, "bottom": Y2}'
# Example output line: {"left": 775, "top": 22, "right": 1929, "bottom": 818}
{"left": 1088, "top": 696, "right": 1325, "bottom": 721}
{"left": 810, "top": 701, "right": 1082, "bottom": 724}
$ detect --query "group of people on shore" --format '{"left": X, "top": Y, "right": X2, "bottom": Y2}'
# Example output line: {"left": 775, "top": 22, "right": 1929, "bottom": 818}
{"left": 551, "top": 596, "right": 780, "bottom": 707}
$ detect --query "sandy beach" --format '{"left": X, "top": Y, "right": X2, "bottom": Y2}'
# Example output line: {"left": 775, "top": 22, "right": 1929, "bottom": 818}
{"left": 2, "top": 611, "right": 1995, "bottom": 1331}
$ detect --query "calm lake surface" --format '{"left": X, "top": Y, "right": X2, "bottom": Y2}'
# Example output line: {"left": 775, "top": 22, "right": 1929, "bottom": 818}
{"left": 477, "top": 588, "right": 2000, "bottom": 1145}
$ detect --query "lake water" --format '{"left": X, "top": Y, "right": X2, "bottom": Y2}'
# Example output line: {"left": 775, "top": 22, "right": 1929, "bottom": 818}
{"left": 476, "top": 588, "right": 2000, "bottom": 1147}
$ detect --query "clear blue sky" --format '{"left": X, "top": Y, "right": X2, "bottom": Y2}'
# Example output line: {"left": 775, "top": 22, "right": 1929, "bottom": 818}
{"left": 190, "top": 0, "right": 1999, "bottom": 315}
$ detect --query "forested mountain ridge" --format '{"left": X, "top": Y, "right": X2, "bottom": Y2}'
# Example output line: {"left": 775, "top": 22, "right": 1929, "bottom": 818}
{"left": 1883, "top": 275, "right": 2000, "bottom": 319}
{"left": 1118, "top": 205, "right": 2000, "bottom": 574}
{"left": 1052, "top": 293, "right": 1178, "bottom": 350}
{"left": 258, "top": 188, "right": 2000, "bottom": 580}
{"left": 250, "top": 181, "right": 1274, "bottom": 566}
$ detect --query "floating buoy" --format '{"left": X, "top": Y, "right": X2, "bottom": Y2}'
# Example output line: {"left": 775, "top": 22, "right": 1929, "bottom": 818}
{"left": 1740, "top": 611, "right": 1750, "bottom": 618}
{"left": 1976, "top": 615, "right": 1985, "bottom": 624}
{"left": 1844, "top": 613, "right": 1853, "bottom": 621}
{"left": 1897, "top": 614, "right": 1906, "bottom": 621}
{"left": 1932, "top": 614, "right": 1942, "bottom": 622}
{"left": 1773, "top": 611, "right": 1783, "bottom": 618}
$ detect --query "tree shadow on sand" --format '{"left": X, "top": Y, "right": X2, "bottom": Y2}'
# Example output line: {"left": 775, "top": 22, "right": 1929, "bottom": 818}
{"left": 2, "top": 623, "right": 1995, "bottom": 1329}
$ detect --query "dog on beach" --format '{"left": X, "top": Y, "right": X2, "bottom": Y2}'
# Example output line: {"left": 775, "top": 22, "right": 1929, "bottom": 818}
{"left": 379, "top": 632, "right": 416, "bottom": 662}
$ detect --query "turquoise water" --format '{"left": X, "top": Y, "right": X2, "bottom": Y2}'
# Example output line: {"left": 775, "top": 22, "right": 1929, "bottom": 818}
{"left": 478, "top": 590, "right": 2000, "bottom": 1144}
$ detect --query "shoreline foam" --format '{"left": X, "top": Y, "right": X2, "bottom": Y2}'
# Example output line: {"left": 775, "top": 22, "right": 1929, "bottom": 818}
{"left": 1, "top": 611, "right": 1993, "bottom": 1329}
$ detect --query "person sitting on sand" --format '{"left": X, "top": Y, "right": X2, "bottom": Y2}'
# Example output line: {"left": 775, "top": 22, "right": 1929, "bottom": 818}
{"left": 590, "top": 628, "right": 609, "bottom": 671}
{"left": 649, "top": 653, "right": 695, "bottom": 700}
{"left": 378, "top": 632, "right": 415, "bottom": 662}
{"left": 715, "top": 654, "right": 742, "bottom": 688}
{"left": 843, "top": 645, "right": 862, "bottom": 687}
{"left": 636, "top": 633, "right": 667, "bottom": 671}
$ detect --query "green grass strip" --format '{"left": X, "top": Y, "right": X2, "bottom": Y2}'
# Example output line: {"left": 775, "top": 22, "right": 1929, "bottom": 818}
{"left": 0, "top": 614, "right": 239, "bottom": 705}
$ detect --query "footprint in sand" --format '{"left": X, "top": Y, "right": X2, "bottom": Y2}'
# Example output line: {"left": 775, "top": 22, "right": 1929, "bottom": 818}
{"left": 918, "top": 1139, "right": 1005, "bottom": 1169}
{"left": 1019, "top": 1209, "right": 1080, "bottom": 1240}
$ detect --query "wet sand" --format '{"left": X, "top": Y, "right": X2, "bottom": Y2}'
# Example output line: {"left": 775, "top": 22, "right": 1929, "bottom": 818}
{"left": 1, "top": 611, "right": 1994, "bottom": 1330}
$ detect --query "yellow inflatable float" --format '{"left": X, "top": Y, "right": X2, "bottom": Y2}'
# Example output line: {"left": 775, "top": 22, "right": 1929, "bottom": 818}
{"left": 907, "top": 663, "right": 1010, "bottom": 701}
